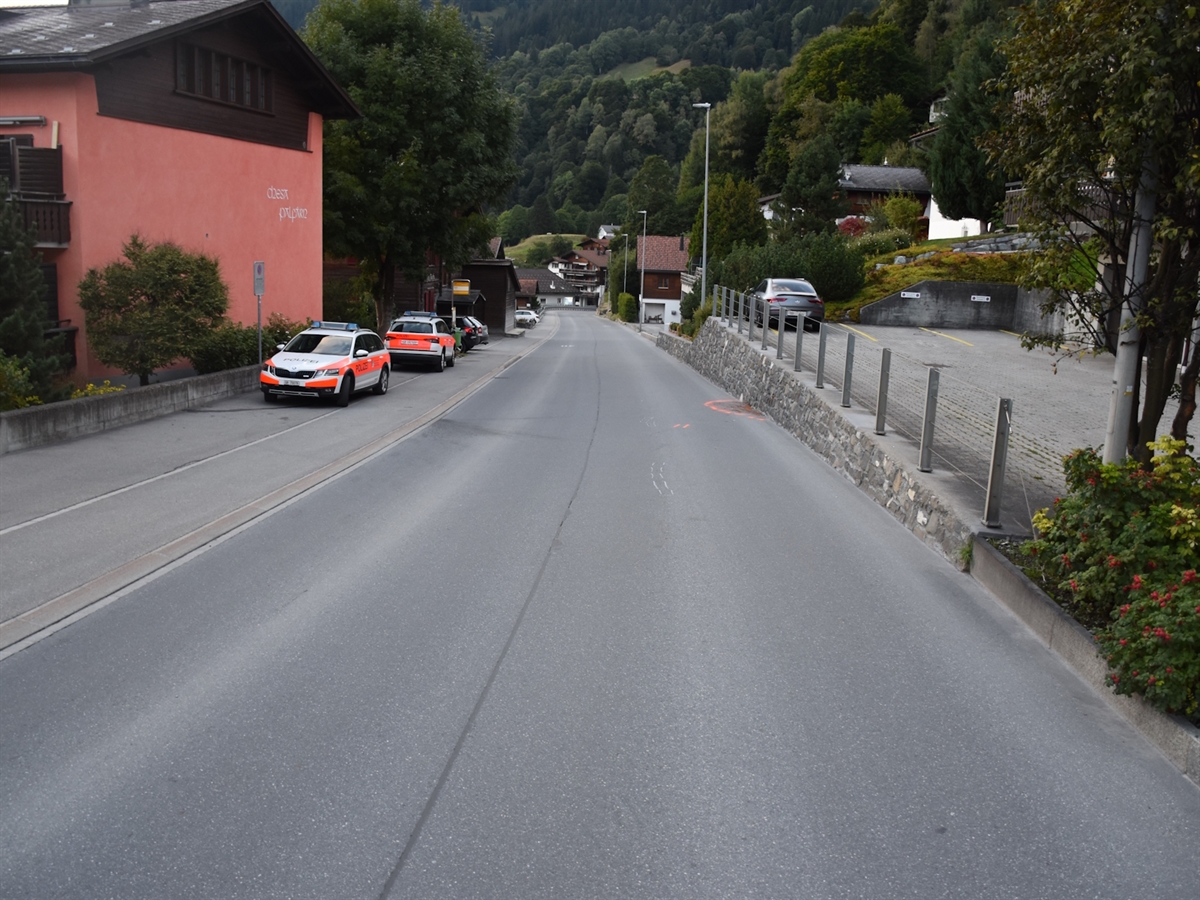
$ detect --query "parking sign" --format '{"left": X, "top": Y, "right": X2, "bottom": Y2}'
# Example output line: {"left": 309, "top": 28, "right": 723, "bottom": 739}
{"left": 253, "top": 261, "right": 265, "bottom": 296}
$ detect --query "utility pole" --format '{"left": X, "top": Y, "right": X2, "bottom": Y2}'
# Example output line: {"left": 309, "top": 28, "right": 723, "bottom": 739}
{"left": 692, "top": 102, "right": 711, "bottom": 320}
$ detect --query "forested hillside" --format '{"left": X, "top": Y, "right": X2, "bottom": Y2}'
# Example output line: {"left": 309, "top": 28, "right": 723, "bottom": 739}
{"left": 285, "top": 0, "right": 1017, "bottom": 252}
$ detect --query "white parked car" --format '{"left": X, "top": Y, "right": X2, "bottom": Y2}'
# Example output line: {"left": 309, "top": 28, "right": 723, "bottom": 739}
{"left": 515, "top": 309, "right": 540, "bottom": 327}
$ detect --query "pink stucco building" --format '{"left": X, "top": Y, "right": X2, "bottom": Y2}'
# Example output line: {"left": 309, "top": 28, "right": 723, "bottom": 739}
{"left": 0, "top": 0, "right": 355, "bottom": 383}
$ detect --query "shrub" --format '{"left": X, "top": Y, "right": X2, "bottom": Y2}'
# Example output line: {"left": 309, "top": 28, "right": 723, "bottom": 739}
{"left": 78, "top": 235, "right": 229, "bottom": 385}
{"left": 1024, "top": 438, "right": 1200, "bottom": 720}
{"left": 680, "top": 299, "right": 712, "bottom": 338}
{"left": 190, "top": 313, "right": 306, "bottom": 374}
{"left": 838, "top": 217, "right": 869, "bottom": 237}
{"left": 803, "top": 232, "right": 865, "bottom": 303}
{"left": 0, "top": 350, "right": 41, "bottom": 410}
{"left": 680, "top": 287, "right": 699, "bottom": 322}
{"left": 708, "top": 233, "right": 863, "bottom": 300}
{"left": 71, "top": 380, "right": 125, "bottom": 399}
{"left": 618, "top": 292, "right": 638, "bottom": 322}
{"left": 849, "top": 229, "right": 913, "bottom": 257}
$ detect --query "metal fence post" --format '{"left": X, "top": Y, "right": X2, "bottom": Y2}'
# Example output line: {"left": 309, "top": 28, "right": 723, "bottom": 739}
{"left": 794, "top": 316, "right": 804, "bottom": 371}
{"left": 776, "top": 311, "right": 787, "bottom": 359}
{"left": 760, "top": 302, "right": 770, "bottom": 351}
{"left": 919, "top": 367, "right": 940, "bottom": 472}
{"left": 840, "top": 333, "right": 855, "bottom": 408}
{"left": 983, "top": 398, "right": 1014, "bottom": 528}
{"left": 875, "top": 348, "right": 891, "bottom": 435}
{"left": 736, "top": 291, "right": 744, "bottom": 334}
{"left": 815, "top": 323, "right": 828, "bottom": 388}
{"left": 748, "top": 295, "right": 757, "bottom": 342}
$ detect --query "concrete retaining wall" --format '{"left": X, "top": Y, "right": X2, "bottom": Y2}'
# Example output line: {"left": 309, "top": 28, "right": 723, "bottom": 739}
{"left": 0, "top": 365, "right": 260, "bottom": 455}
{"left": 859, "top": 281, "right": 1064, "bottom": 334}
{"left": 657, "top": 319, "right": 974, "bottom": 564}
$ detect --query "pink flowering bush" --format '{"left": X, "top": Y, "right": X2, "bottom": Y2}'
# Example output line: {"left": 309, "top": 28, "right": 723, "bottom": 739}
{"left": 1025, "top": 438, "right": 1200, "bottom": 720}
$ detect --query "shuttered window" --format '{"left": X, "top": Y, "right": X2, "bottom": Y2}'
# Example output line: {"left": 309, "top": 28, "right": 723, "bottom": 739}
{"left": 175, "top": 42, "right": 272, "bottom": 113}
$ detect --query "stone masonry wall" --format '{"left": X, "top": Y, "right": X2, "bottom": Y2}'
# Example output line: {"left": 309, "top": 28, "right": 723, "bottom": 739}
{"left": 657, "top": 319, "right": 975, "bottom": 566}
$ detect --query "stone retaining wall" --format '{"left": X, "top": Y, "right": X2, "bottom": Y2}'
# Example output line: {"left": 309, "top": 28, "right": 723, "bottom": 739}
{"left": 657, "top": 319, "right": 974, "bottom": 565}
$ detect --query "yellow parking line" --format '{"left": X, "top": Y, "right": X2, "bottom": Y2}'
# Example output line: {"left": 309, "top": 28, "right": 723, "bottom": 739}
{"left": 1000, "top": 329, "right": 1023, "bottom": 338}
{"left": 839, "top": 324, "right": 878, "bottom": 342}
{"left": 919, "top": 327, "right": 974, "bottom": 346}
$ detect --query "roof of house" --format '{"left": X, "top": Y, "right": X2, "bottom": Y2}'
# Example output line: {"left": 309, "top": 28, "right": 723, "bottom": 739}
{"left": 558, "top": 248, "right": 608, "bottom": 270}
{"left": 638, "top": 235, "right": 690, "bottom": 272}
{"left": 0, "top": 0, "right": 357, "bottom": 118}
{"left": 839, "top": 165, "right": 931, "bottom": 195}
{"left": 515, "top": 267, "right": 571, "bottom": 293}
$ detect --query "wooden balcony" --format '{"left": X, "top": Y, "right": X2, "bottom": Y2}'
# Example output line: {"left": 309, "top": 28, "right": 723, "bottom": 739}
{"left": 16, "top": 197, "right": 71, "bottom": 247}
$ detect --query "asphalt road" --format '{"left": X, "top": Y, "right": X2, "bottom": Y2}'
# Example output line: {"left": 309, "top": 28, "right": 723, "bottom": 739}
{"left": 1, "top": 311, "right": 1197, "bottom": 899}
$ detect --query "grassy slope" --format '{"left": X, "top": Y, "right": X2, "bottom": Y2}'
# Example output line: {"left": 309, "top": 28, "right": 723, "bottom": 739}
{"left": 606, "top": 57, "right": 692, "bottom": 81}
{"left": 829, "top": 246, "right": 1029, "bottom": 323}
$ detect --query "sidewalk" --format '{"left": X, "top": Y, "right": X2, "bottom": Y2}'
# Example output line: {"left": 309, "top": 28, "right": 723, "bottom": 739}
{"left": 0, "top": 326, "right": 555, "bottom": 652}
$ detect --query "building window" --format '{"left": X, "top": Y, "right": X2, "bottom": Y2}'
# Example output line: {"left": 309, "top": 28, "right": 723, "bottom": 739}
{"left": 176, "top": 42, "right": 272, "bottom": 113}
{"left": 657, "top": 274, "right": 670, "bottom": 289}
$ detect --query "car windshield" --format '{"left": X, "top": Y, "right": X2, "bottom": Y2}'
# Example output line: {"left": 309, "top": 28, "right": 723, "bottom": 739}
{"left": 392, "top": 321, "right": 433, "bottom": 334}
{"left": 283, "top": 334, "right": 352, "bottom": 356}
{"left": 772, "top": 280, "right": 816, "bottom": 295}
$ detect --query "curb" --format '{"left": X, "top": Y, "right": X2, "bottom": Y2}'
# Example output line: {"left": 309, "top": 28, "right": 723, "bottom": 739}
{"left": 970, "top": 536, "right": 1200, "bottom": 786}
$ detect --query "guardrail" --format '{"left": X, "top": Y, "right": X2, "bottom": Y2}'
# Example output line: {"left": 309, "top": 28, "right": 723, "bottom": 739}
{"left": 713, "top": 284, "right": 1065, "bottom": 530}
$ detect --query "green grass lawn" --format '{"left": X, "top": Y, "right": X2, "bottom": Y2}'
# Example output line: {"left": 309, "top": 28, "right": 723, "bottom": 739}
{"left": 605, "top": 57, "right": 692, "bottom": 81}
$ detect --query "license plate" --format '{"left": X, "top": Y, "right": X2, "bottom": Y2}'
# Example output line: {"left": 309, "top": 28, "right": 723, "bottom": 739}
{"left": 401, "top": 340, "right": 418, "bottom": 346}
{"left": 279, "top": 378, "right": 305, "bottom": 387}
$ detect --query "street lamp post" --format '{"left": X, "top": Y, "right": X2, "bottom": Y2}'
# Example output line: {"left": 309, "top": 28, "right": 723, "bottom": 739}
{"left": 692, "top": 102, "right": 711, "bottom": 321}
{"left": 638, "top": 209, "right": 648, "bottom": 328}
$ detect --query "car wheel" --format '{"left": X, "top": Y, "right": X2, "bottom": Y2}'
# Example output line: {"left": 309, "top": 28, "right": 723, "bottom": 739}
{"left": 447, "top": 350, "right": 456, "bottom": 368}
{"left": 336, "top": 374, "right": 353, "bottom": 407}
{"left": 373, "top": 365, "right": 389, "bottom": 395}
{"left": 435, "top": 350, "right": 446, "bottom": 372}
{"left": 262, "top": 389, "right": 277, "bottom": 403}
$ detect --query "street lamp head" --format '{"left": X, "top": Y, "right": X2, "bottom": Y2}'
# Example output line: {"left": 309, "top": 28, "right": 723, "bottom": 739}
{"left": 638, "top": 209, "right": 647, "bottom": 215}
{"left": 692, "top": 102, "right": 711, "bottom": 109}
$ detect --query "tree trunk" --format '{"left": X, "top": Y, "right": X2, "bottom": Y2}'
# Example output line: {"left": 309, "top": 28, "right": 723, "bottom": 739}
{"left": 1135, "top": 335, "right": 1184, "bottom": 462}
{"left": 139, "top": 373, "right": 150, "bottom": 387}
{"left": 1171, "top": 342, "right": 1199, "bottom": 443}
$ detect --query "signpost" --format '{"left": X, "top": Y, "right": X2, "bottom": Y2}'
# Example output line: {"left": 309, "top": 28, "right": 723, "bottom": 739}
{"left": 253, "top": 261, "right": 265, "bottom": 365}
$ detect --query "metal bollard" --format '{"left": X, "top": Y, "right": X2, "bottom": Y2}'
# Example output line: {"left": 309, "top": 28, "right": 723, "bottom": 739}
{"left": 918, "top": 367, "right": 940, "bottom": 472}
{"left": 815, "top": 323, "right": 828, "bottom": 388}
{"left": 776, "top": 311, "right": 787, "bottom": 359}
{"left": 794, "top": 315, "right": 804, "bottom": 371}
{"left": 875, "top": 348, "right": 891, "bottom": 435}
{"left": 982, "top": 398, "right": 1014, "bottom": 528}
{"left": 841, "top": 333, "right": 855, "bottom": 408}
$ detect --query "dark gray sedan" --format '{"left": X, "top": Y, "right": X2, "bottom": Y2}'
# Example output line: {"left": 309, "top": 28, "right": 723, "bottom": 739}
{"left": 751, "top": 278, "right": 825, "bottom": 330}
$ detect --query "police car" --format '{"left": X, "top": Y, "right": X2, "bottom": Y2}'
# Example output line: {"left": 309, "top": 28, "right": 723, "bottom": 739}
{"left": 260, "top": 321, "right": 390, "bottom": 406}
{"left": 385, "top": 314, "right": 458, "bottom": 371}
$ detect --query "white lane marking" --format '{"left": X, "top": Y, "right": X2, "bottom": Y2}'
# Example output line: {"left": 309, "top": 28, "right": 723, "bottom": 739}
{"left": 651, "top": 461, "right": 673, "bottom": 495}
{"left": 0, "top": 408, "right": 343, "bottom": 535}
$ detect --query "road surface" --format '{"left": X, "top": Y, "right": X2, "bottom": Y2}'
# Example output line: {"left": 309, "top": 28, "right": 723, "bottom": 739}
{"left": 1, "top": 311, "right": 1197, "bottom": 899}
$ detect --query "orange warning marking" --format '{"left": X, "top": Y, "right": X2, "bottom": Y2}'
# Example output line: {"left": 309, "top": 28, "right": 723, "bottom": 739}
{"left": 705, "top": 399, "right": 765, "bottom": 420}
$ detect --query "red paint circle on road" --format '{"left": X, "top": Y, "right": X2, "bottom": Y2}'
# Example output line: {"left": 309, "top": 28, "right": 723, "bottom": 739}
{"left": 705, "top": 399, "right": 765, "bottom": 420}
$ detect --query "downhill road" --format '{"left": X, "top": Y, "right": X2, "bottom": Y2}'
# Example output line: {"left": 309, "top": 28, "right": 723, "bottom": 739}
{"left": 1, "top": 311, "right": 1197, "bottom": 899}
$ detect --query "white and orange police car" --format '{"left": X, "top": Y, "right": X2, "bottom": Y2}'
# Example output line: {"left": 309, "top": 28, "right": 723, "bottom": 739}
{"left": 385, "top": 314, "right": 458, "bottom": 371}
{"left": 260, "top": 321, "right": 390, "bottom": 406}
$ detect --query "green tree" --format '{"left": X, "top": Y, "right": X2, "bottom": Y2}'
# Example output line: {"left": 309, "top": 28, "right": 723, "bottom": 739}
{"left": 78, "top": 236, "right": 229, "bottom": 386}
{"left": 0, "top": 183, "right": 70, "bottom": 400}
{"left": 926, "top": 20, "right": 1008, "bottom": 222}
{"left": 859, "top": 94, "right": 914, "bottom": 165}
{"left": 497, "top": 204, "right": 532, "bottom": 243}
{"left": 985, "top": 0, "right": 1200, "bottom": 455}
{"left": 627, "top": 155, "right": 679, "bottom": 234}
{"left": 691, "top": 174, "right": 768, "bottom": 259}
{"left": 305, "top": 0, "right": 518, "bottom": 328}
{"left": 785, "top": 23, "right": 926, "bottom": 110}
{"left": 779, "top": 134, "right": 846, "bottom": 235}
